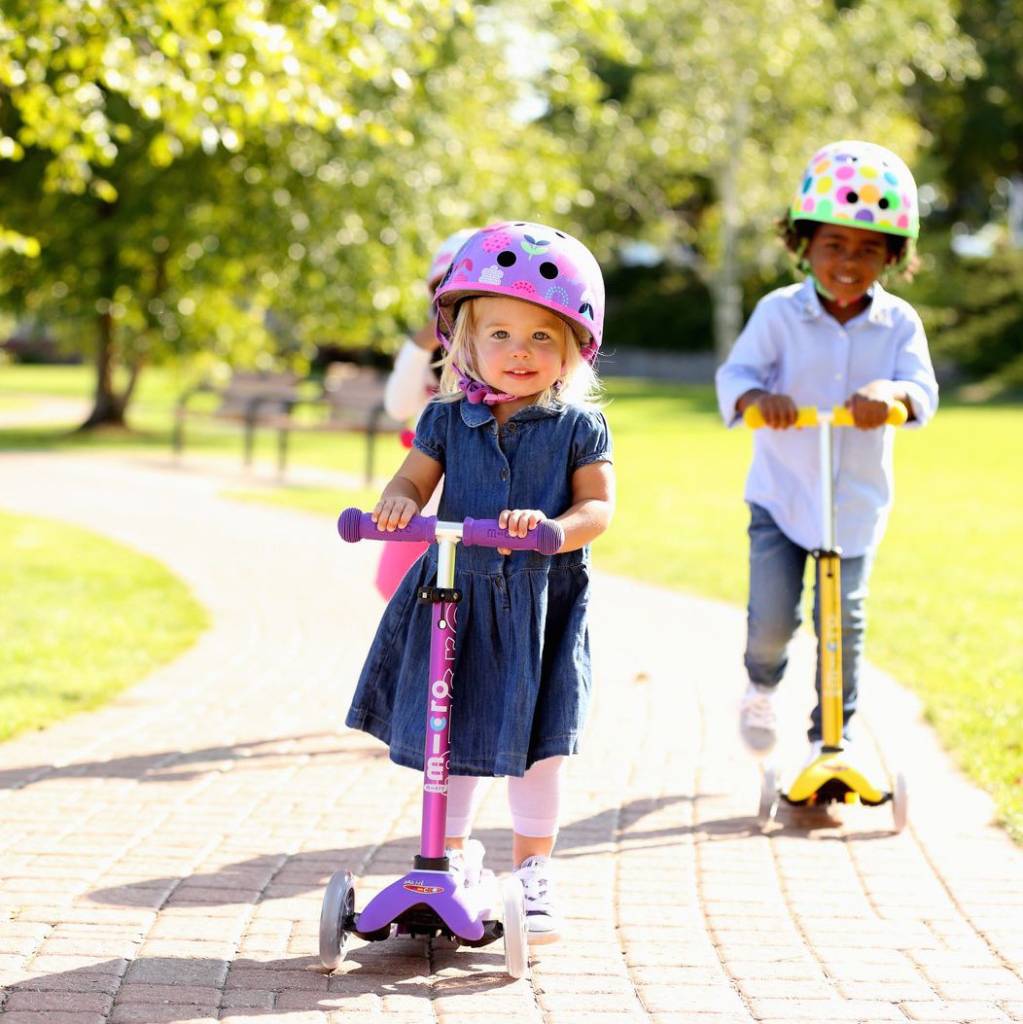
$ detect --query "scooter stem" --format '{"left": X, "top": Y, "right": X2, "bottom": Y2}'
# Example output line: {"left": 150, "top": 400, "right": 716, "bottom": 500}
{"left": 818, "top": 418, "right": 835, "bottom": 552}
{"left": 420, "top": 536, "right": 458, "bottom": 862}
{"left": 816, "top": 417, "right": 843, "bottom": 748}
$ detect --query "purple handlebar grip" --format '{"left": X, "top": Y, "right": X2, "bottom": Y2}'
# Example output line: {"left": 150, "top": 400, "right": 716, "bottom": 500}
{"left": 462, "top": 518, "right": 564, "bottom": 556}
{"left": 337, "top": 508, "right": 438, "bottom": 544}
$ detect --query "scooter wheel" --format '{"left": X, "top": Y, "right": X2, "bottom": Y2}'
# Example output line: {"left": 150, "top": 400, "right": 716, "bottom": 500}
{"left": 319, "top": 870, "right": 355, "bottom": 970}
{"left": 501, "top": 875, "right": 529, "bottom": 980}
{"left": 891, "top": 771, "right": 909, "bottom": 834}
{"left": 758, "top": 765, "right": 778, "bottom": 827}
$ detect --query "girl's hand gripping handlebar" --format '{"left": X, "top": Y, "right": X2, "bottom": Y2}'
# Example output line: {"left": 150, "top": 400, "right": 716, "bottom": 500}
{"left": 742, "top": 402, "right": 908, "bottom": 429}
{"left": 337, "top": 508, "right": 565, "bottom": 556}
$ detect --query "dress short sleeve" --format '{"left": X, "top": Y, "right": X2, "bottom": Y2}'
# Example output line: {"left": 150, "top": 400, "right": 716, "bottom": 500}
{"left": 412, "top": 400, "right": 447, "bottom": 468}
{"left": 569, "top": 409, "right": 613, "bottom": 470}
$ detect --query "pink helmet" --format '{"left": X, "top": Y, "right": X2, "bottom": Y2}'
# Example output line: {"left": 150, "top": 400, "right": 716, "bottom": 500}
{"left": 426, "top": 228, "right": 477, "bottom": 290}
{"left": 434, "top": 221, "right": 605, "bottom": 364}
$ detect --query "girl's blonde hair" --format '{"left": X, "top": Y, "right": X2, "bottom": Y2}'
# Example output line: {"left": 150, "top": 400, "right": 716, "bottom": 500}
{"left": 435, "top": 297, "right": 603, "bottom": 408}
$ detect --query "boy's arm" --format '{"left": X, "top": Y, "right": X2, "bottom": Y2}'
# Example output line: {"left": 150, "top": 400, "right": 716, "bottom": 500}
{"left": 849, "top": 312, "right": 938, "bottom": 429}
{"left": 714, "top": 304, "right": 778, "bottom": 427}
{"left": 890, "top": 312, "right": 939, "bottom": 427}
{"left": 736, "top": 388, "right": 799, "bottom": 429}
{"left": 847, "top": 380, "right": 917, "bottom": 428}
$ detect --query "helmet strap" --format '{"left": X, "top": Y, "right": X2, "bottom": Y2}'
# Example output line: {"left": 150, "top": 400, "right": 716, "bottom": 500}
{"left": 433, "top": 316, "right": 519, "bottom": 406}
{"left": 807, "top": 273, "right": 836, "bottom": 302}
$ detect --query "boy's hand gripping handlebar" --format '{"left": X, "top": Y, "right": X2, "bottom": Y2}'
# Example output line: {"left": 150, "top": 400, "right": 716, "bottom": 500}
{"left": 337, "top": 508, "right": 565, "bottom": 556}
{"left": 742, "top": 402, "right": 908, "bottom": 429}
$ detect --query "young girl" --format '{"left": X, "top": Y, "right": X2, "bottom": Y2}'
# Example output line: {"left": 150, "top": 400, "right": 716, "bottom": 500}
{"left": 715, "top": 140, "right": 938, "bottom": 760}
{"left": 375, "top": 228, "right": 476, "bottom": 599}
{"left": 347, "top": 221, "right": 615, "bottom": 944}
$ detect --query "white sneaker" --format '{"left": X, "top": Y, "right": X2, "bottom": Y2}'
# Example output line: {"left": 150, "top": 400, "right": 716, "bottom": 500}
{"left": 514, "top": 855, "right": 561, "bottom": 945}
{"left": 804, "top": 739, "right": 824, "bottom": 767}
{"left": 739, "top": 683, "right": 778, "bottom": 755}
{"left": 804, "top": 739, "right": 860, "bottom": 771}
{"left": 445, "top": 839, "right": 486, "bottom": 888}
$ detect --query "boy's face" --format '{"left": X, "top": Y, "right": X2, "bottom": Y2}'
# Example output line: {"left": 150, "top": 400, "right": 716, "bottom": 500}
{"left": 805, "top": 224, "right": 891, "bottom": 308}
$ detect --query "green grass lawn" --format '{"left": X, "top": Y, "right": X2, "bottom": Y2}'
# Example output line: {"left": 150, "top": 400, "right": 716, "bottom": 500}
{"left": 0, "top": 394, "right": 33, "bottom": 411}
{"left": 2, "top": 364, "right": 1021, "bottom": 840}
{"left": 0, "top": 510, "right": 208, "bottom": 742}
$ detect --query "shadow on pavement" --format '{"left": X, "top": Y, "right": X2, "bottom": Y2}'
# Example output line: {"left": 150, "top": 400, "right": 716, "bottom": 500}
{"left": 0, "top": 734, "right": 385, "bottom": 790}
{"left": 86, "top": 794, "right": 779, "bottom": 910}
{"left": 1, "top": 949, "right": 518, "bottom": 1017}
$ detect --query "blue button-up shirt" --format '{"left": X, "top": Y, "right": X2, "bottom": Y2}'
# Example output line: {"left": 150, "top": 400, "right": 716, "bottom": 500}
{"left": 715, "top": 278, "right": 938, "bottom": 556}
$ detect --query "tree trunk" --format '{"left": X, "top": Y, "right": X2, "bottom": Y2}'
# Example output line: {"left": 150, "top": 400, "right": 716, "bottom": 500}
{"left": 711, "top": 157, "right": 744, "bottom": 363}
{"left": 711, "top": 97, "right": 749, "bottom": 363}
{"left": 80, "top": 200, "right": 127, "bottom": 429}
{"left": 78, "top": 306, "right": 126, "bottom": 429}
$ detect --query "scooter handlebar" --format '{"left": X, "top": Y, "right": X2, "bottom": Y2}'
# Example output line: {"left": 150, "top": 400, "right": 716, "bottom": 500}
{"left": 462, "top": 517, "right": 564, "bottom": 555}
{"left": 743, "top": 402, "right": 908, "bottom": 429}
{"left": 337, "top": 508, "right": 564, "bottom": 556}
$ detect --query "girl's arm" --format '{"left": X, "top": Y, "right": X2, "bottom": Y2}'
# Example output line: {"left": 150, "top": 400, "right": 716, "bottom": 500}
{"left": 372, "top": 448, "right": 444, "bottom": 532}
{"left": 498, "top": 460, "right": 615, "bottom": 554}
{"left": 383, "top": 335, "right": 437, "bottom": 422}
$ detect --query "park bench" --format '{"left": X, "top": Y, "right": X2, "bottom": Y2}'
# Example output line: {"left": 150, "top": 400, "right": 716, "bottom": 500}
{"left": 172, "top": 366, "right": 401, "bottom": 482}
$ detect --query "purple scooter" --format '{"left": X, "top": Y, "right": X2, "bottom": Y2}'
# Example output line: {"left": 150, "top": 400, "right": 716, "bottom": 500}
{"left": 319, "top": 507, "right": 565, "bottom": 979}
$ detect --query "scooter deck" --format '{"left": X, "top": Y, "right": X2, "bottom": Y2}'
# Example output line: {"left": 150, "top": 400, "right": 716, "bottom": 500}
{"left": 783, "top": 750, "right": 891, "bottom": 807}
{"left": 352, "top": 869, "right": 503, "bottom": 946}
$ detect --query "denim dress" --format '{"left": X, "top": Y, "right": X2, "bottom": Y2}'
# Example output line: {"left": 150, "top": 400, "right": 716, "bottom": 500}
{"left": 345, "top": 398, "right": 613, "bottom": 777}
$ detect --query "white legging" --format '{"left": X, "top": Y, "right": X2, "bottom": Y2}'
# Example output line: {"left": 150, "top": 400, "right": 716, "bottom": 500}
{"left": 445, "top": 756, "right": 565, "bottom": 839}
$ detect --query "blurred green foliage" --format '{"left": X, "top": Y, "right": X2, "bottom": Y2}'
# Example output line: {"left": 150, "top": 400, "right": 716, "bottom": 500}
{"left": 902, "top": 239, "right": 1023, "bottom": 393}
{"left": 603, "top": 262, "right": 713, "bottom": 352}
{"left": 0, "top": 0, "right": 1019, "bottom": 419}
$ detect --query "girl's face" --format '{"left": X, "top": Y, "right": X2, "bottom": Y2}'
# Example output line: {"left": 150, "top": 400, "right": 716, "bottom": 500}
{"left": 805, "top": 223, "right": 891, "bottom": 317}
{"left": 471, "top": 296, "right": 567, "bottom": 404}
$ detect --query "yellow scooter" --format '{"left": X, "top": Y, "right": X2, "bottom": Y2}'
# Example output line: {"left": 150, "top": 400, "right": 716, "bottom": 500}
{"left": 744, "top": 402, "right": 909, "bottom": 833}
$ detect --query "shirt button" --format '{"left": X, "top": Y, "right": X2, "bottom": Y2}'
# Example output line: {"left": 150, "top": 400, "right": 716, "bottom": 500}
{"left": 500, "top": 468, "right": 510, "bottom": 481}
{"left": 834, "top": 373, "right": 842, "bottom": 380}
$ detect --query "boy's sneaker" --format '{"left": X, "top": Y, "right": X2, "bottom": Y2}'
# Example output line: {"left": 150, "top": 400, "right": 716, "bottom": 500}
{"left": 514, "top": 855, "right": 561, "bottom": 945}
{"left": 739, "top": 683, "right": 778, "bottom": 755}
{"left": 803, "top": 739, "right": 824, "bottom": 767}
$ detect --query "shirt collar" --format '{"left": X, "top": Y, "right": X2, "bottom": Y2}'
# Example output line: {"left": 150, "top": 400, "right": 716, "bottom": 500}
{"left": 794, "top": 276, "right": 896, "bottom": 328}
{"left": 458, "top": 398, "right": 565, "bottom": 429}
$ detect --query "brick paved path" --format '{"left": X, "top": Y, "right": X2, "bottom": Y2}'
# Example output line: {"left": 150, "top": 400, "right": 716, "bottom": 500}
{"left": 1, "top": 452, "right": 1022, "bottom": 1024}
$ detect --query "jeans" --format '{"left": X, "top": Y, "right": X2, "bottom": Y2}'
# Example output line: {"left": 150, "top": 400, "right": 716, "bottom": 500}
{"left": 744, "top": 503, "right": 874, "bottom": 742}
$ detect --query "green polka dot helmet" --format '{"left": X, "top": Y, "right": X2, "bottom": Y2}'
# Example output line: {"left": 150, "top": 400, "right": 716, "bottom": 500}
{"left": 791, "top": 140, "right": 919, "bottom": 240}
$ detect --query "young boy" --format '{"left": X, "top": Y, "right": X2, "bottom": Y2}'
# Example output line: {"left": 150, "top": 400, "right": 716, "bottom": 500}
{"left": 715, "top": 140, "right": 939, "bottom": 759}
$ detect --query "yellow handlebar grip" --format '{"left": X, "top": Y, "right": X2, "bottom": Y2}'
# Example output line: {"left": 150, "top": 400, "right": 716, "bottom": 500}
{"left": 744, "top": 402, "right": 908, "bottom": 429}
{"left": 742, "top": 406, "right": 766, "bottom": 429}
{"left": 742, "top": 406, "right": 819, "bottom": 429}
{"left": 831, "top": 402, "right": 909, "bottom": 427}
{"left": 886, "top": 400, "right": 910, "bottom": 426}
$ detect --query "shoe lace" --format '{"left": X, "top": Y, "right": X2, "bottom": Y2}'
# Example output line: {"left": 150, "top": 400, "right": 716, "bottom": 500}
{"left": 517, "top": 864, "right": 551, "bottom": 910}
